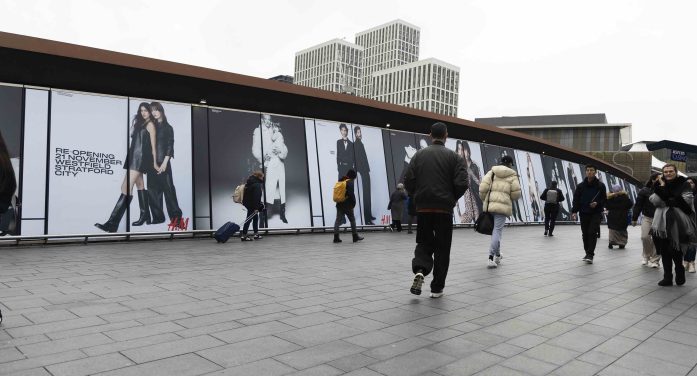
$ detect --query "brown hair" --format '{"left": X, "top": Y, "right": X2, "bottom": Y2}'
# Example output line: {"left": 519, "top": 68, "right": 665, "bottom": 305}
{"left": 252, "top": 170, "right": 264, "bottom": 179}
{"left": 662, "top": 163, "right": 677, "bottom": 173}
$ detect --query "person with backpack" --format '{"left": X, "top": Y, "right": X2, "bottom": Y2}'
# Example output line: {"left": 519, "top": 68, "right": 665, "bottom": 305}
{"left": 240, "top": 171, "right": 264, "bottom": 241}
{"left": 404, "top": 122, "right": 468, "bottom": 298}
{"left": 479, "top": 155, "right": 522, "bottom": 268}
{"left": 540, "top": 181, "right": 564, "bottom": 236}
{"left": 333, "top": 169, "right": 364, "bottom": 243}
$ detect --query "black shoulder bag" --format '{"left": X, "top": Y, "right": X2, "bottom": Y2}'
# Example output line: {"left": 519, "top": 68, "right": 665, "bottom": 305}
{"left": 474, "top": 173, "right": 495, "bottom": 235}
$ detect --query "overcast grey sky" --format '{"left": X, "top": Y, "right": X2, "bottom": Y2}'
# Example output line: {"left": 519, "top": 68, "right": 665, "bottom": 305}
{"left": 2, "top": 0, "right": 695, "bottom": 145}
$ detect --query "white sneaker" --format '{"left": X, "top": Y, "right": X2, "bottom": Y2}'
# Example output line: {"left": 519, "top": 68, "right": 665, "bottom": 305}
{"left": 648, "top": 261, "right": 660, "bottom": 268}
{"left": 689, "top": 262, "right": 696, "bottom": 273}
{"left": 430, "top": 291, "right": 444, "bottom": 298}
{"left": 495, "top": 255, "right": 502, "bottom": 265}
{"left": 487, "top": 259, "right": 498, "bottom": 268}
{"left": 641, "top": 259, "right": 647, "bottom": 266}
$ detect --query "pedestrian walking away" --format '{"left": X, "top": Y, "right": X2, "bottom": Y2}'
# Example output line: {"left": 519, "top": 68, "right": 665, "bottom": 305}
{"left": 540, "top": 181, "right": 564, "bottom": 236}
{"left": 650, "top": 164, "right": 697, "bottom": 286}
{"left": 404, "top": 122, "right": 468, "bottom": 298}
{"left": 479, "top": 155, "right": 522, "bottom": 268}
{"left": 632, "top": 173, "right": 660, "bottom": 268}
{"left": 388, "top": 183, "right": 408, "bottom": 232}
{"left": 605, "top": 183, "right": 633, "bottom": 249}
{"left": 571, "top": 164, "right": 607, "bottom": 264}
{"left": 332, "top": 169, "right": 364, "bottom": 243}
{"left": 240, "top": 171, "right": 265, "bottom": 241}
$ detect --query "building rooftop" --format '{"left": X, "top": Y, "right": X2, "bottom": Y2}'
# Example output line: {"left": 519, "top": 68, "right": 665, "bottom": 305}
{"left": 475, "top": 114, "right": 609, "bottom": 127}
{"left": 355, "top": 19, "right": 421, "bottom": 37}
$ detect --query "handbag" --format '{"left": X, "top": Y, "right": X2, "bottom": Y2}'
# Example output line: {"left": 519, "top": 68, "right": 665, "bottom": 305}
{"left": 474, "top": 173, "right": 495, "bottom": 235}
{"left": 0, "top": 195, "right": 19, "bottom": 235}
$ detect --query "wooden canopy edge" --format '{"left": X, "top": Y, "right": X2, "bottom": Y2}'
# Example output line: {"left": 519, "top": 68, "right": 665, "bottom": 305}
{"left": 0, "top": 31, "right": 638, "bottom": 184}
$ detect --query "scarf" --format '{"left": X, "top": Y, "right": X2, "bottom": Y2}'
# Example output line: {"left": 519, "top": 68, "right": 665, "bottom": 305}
{"left": 650, "top": 190, "right": 697, "bottom": 254}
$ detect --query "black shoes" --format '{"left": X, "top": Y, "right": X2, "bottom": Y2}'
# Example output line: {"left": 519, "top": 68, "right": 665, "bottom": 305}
{"left": 280, "top": 203, "right": 288, "bottom": 224}
{"left": 608, "top": 244, "right": 613, "bottom": 249}
{"left": 544, "top": 230, "right": 548, "bottom": 236}
{"left": 582, "top": 254, "right": 594, "bottom": 264}
{"left": 95, "top": 194, "right": 132, "bottom": 233}
{"left": 132, "top": 190, "right": 151, "bottom": 226}
{"left": 658, "top": 279, "right": 673, "bottom": 286}
{"left": 333, "top": 234, "right": 342, "bottom": 243}
{"left": 352, "top": 234, "right": 364, "bottom": 243}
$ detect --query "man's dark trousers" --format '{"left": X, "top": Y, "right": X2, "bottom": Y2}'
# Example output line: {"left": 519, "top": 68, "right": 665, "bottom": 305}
{"left": 412, "top": 213, "right": 453, "bottom": 293}
{"left": 580, "top": 212, "right": 602, "bottom": 257}
{"left": 358, "top": 170, "right": 372, "bottom": 221}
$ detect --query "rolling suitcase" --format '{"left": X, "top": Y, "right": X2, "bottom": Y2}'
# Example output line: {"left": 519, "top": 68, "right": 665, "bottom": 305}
{"left": 214, "top": 210, "right": 259, "bottom": 243}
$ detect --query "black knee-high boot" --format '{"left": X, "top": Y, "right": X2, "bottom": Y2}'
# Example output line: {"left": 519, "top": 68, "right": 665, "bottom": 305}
{"left": 132, "top": 190, "right": 151, "bottom": 226}
{"left": 95, "top": 194, "right": 132, "bottom": 233}
{"left": 280, "top": 203, "right": 288, "bottom": 223}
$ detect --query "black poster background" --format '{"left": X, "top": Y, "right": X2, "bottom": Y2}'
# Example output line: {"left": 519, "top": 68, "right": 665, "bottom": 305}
{"left": 208, "top": 109, "right": 261, "bottom": 228}
{"left": 0, "top": 85, "right": 22, "bottom": 234}
{"left": 541, "top": 156, "right": 573, "bottom": 220}
{"left": 192, "top": 106, "right": 210, "bottom": 229}
{"left": 386, "top": 130, "right": 418, "bottom": 223}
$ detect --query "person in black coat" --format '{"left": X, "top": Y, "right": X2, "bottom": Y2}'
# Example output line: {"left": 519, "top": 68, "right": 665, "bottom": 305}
{"left": 650, "top": 164, "right": 696, "bottom": 286}
{"left": 353, "top": 126, "right": 374, "bottom": 225}
{"left": 605, "top": 184, "right": 633, "bottom": 249}
{"left": 336, "top": 123, "right": 354, "bottom": 180}
{"left": 241, "top": 171, "right": 265, "bottom": 241}
{"left": 632, "top": 173, "right": 659, "bottom": 267}
{"left": 146, "top": 102, "right": 183, "bottom": 226}
{"left": 333, "top": 169, "right": 364, "bottom": 243}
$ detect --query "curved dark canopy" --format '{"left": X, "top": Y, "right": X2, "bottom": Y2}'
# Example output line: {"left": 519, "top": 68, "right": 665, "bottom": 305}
{"left": 0, "top": 31, "right": 637, "bottom": 184}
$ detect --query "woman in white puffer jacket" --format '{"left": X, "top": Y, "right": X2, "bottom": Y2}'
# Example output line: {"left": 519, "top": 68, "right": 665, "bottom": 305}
{"left": 479, "top": 156, "right": 522, "bottom": 268}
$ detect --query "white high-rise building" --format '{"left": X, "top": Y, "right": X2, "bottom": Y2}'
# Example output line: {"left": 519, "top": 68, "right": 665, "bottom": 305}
{"left": 355, "top": 19, "right": 420, "bottom": 99}
{"left": 293, "top": 20, "right": 459, "bottom": 116}
{"left": 371, "top": 58, "right": 459, "bottom": 117}
{"left": 294, "top": 39, "right": 363, "bottom": 96}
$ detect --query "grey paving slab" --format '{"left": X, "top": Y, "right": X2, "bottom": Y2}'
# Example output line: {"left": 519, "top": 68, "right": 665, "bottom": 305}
{"left": 2, "top": 226, "right": 697, "bottom": 375}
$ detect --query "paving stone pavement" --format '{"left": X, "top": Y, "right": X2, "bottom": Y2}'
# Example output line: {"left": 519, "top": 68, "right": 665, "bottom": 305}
{"left": 1, "top": 225, "right": 697, "bottom": 376}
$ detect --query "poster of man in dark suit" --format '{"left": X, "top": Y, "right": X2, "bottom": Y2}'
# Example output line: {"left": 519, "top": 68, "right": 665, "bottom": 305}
{"left": 336, "top": 123, "right": 354, "bottom": 179}
{"left": 353, "top": 125, "right": 375, "bottom": 224}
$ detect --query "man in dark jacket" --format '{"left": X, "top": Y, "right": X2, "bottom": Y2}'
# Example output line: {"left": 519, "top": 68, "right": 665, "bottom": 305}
{"left": 404, "top": 122, "right": 468, "bottom": 298}
{"left": 333, "top": 169, "right": 364, "bottom": 243}
{"left": 540, "top": 181, "right": 564, "bottom": 236}
{"left": 353, "top": 126, "right": 374, "bottom": 225}
{"left": 571, "top": 164, "right": 607, "bottom": 264}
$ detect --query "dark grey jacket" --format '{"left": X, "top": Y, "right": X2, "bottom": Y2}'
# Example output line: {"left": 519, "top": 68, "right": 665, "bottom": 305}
{"left": 404, "top": 141, "right": 468, "bottom": 213}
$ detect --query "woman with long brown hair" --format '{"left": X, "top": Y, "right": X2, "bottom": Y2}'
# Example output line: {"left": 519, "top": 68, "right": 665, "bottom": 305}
{"left": 95, "top": 103, "right": 157, "bottom": 232}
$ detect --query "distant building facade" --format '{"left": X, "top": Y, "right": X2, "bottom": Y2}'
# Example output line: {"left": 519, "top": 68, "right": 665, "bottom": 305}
{"left": 355, "top": 19, "right": 420, "bottom": 100}
{"left": 475, "top": 114, "right": 632, "bottom": 152}
{"left": 371, "top": 58, "right": 459, "bottom": 117}
{"left": 294, "top": 39, "right": 363, "bottom": 96}
{"left": 294, "top": 19, "right": 459, "bottom": 116}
